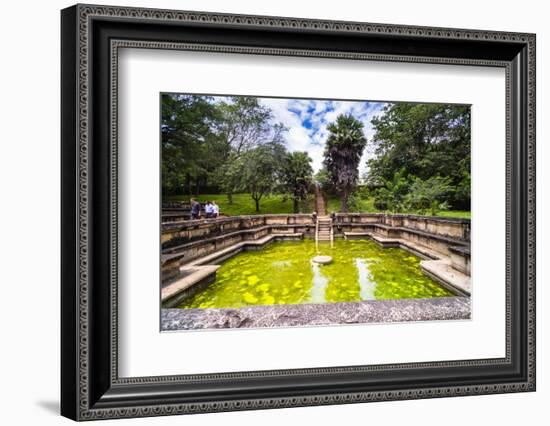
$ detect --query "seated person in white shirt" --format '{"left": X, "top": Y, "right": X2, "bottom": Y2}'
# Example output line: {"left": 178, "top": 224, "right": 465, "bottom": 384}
{"left": 205, "top": 201, "right": 214, "bottom": 218}
{"left": 212, "top": 201, "right": 219, "bottom": 218}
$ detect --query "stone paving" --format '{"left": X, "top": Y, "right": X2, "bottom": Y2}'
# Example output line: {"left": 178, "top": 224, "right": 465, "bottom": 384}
{"left": 161, "top": 296, "right": 471, "bottom": 331}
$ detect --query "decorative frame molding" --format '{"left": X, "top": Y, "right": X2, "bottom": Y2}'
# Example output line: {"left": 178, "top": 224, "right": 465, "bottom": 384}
{"left": 61, "top": 4, "right": 535, "bottom": 421}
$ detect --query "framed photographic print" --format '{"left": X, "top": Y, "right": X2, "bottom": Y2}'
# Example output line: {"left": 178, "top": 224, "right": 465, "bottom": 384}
{"left": 61, "top": 3, "right": 536, "bottom": 421}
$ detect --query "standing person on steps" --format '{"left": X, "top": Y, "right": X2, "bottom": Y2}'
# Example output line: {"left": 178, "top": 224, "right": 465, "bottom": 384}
{"left": 190, "top": 198, "right": 201, "bottom": 220}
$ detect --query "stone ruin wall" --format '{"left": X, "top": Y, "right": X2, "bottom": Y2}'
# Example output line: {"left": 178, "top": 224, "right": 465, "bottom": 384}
{"left": 161, "top": 213, "right": 470, "bottom": 269}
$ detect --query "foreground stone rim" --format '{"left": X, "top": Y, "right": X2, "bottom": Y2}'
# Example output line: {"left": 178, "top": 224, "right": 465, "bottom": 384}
{"left": 161, "top": 297, "right": 470, "bottom": 331}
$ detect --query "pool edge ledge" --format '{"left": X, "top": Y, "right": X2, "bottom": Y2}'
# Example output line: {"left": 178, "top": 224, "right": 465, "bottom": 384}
{"left": 161, "top": 297, "right": 471, "bottom": 331}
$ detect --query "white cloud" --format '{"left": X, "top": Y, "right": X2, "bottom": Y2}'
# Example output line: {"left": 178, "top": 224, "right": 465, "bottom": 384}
{"left": 258, "top": 97, "right": 386, "bottom": 175}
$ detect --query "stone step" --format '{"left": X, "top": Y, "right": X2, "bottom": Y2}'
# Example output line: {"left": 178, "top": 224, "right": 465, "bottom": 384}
{"left": 162, "top": 265, "right": 220, "bottom": 302}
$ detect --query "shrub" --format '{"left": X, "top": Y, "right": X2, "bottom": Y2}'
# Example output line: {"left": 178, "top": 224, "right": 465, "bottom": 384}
{"left": 404, "top": 176, "right": 452, "bottom": 215}
{"left": 373, "top": 169, "right": 410, "bottom": 213}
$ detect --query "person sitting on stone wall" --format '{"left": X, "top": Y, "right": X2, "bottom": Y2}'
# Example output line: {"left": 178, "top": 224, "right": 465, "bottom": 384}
{"left": 212, "top": 201, "right": 220, "bottom": 218}
{"left": 205, "top": 201, "right": 214, "bottom": 218}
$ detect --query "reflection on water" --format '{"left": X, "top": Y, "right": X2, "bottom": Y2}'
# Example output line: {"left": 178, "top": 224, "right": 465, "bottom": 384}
{"left": 310, "top": 261, "right": 329, "bottom": 303}
{"left": 315, "top": 240, "right": 334, "bottom": 252}
{"left": 178, "top": 239, "right": 453, "bottom": 309}
{"left": 356, "top": 258, "right": 377, "bottom": 300}
{"left": 272, "top": 260, "right": 292, "bottom": 268}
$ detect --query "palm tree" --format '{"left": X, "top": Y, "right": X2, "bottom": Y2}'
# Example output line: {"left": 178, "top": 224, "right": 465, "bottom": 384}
{"left": 282, "top": 152, "right": 314, "bottom": 213}
{"left": 323, "top": 114, "right": 367, "bottom": 212}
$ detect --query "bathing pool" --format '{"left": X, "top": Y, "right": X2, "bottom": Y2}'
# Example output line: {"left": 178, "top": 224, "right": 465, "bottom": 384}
{"left": 178, "top": 239, "right": 454, "bottom": 309}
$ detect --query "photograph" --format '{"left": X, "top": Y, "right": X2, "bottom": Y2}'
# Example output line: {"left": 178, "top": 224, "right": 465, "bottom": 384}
{"left": 57, "top": 3, "right": 536, "bottom": 420}
{"left": 160, "top": 94, "right": 472, "bottom": 330}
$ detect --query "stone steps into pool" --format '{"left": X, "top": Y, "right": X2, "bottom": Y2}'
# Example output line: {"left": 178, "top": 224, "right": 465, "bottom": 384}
{"left": 420, "top": 259, "right": 471, "bottom": 296}
{"left": 162, "top": 265, "right": 220, "bottom": 308}
{"left": 187, "top": 232, "right": 303, "bottom": 267}
{"left": 161, "top": 232, "right": 303, "bottom": 307}
{"left": 343, "top": 231, "right": 470, "bottom": 296}
{"left": 316, "top": 217, "right": 333, "bottom": 242}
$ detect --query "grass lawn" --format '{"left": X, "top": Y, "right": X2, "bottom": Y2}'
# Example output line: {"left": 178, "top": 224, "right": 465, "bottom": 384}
{"left": 435, "top": 210, "right": 471, "bottom": 219}
{"left": 168, "top": 193, "right": 471, "bottom": 219}
{"left": 169, "top": 193, "right": 297, "bottom": 216}
{"left": 324, "top": 195, "right": 470, "bottom": 219}
{"left": 325, "top": 195, "right": 376, "bottom": 214}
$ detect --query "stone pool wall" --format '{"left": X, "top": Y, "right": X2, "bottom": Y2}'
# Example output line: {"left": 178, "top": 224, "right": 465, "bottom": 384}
{"left": 334, "top": 213, "right": 470, "bottom": 240}
{"left": 161, "top": 215, "right": 315, "bottom": 283}
{"left": 162, "top": 214, "right": 469, "bottom": 248}
{"left": 161, "top": 213, "right": 471, "bottom": 310}
{"left": 162, "top": 214, "right": 315, "bottom": 249}
{"left": 161, "top": 213, "right": 470, "bottom": 286}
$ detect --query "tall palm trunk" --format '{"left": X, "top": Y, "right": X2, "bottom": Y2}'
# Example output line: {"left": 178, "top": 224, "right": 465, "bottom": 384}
{"left": 340, "top": 188, "right": 349, "bottom": 212}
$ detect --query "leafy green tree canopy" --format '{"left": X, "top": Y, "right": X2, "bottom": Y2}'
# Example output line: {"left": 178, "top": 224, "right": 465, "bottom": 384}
{"left": 235, "top": 141, "right": 288, "bottom": 212}
{"left": 367, "top": 103, "right": 470, "bottom": 210}
{"left": 161, "top": 94, "right": 288, "bottom": 200}
{"left": 161, "top": 94, "right": 225, "bottom": 196}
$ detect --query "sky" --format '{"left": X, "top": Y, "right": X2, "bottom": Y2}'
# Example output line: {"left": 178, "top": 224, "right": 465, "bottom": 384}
{"left": 257, "top": 97, "right": 385, "bottom": 175}
{"left": 208, "top": 95, "right": 387, "bottom": 176}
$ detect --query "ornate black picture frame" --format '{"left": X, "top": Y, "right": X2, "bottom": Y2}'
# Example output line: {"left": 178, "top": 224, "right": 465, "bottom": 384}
{"left": 61, "top": 4, "right": 536, "bottom": 421}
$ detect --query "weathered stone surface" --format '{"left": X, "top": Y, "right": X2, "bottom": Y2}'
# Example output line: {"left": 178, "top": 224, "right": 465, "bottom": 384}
{"left": 312, "top": 255, "right": 332, "bottom": 264}
{"left": 162, "top": 213, "right": 469, "bottom": 249}
{"left": 162, "top": 265, "right": 220, "bottom": 301}
{"left": 161, "top": 214, "right": 470, "bottom": 279}
{"left": 335, "top": 213, "right": 470, "bottom": 240}
{"left": 421, "top": 260, "right": 471, "bottom": 295}
{"left": 161, "top": 297, "right": 471, "bottom": 331}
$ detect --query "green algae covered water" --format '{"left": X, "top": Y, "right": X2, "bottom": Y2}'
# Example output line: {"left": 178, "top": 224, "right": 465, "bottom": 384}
{"left": 178, "top": 239, "right": 454, "bottom": 309}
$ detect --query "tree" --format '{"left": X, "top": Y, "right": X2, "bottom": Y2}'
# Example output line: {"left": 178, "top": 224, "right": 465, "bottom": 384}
{"left": 237, "top": 142, "right": 287, "bottom": 212}
{"left": 281, "top": 152, "right": 314, "bottom": 213}
{"left": 367, "top": 103, "right": 470, "bottom": 210}
{"left": 219, "top": 97, "right": 274, "bottom": 155}
{"left": 323, "top": 114, "right": 367, "bottom": 212}
{"left": 161, "top": 94, "right": 224, "bottom": 196}
{"left": 216, "top": 153, "right": 246, "bottom": 204}
{"left": 216, "top": 97, "right": 287, "bottom": 203}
